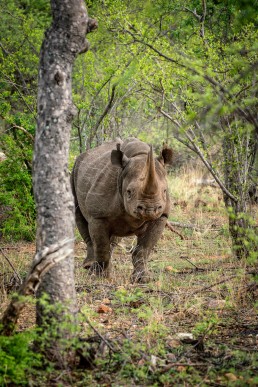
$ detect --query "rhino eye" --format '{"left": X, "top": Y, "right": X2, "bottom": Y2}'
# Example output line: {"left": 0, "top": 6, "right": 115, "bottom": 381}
{"left": 127, "top": 189, "right": 132, "bottom": 198}
{"left": 164, "top": 189, "right": 167, "bottom": 194}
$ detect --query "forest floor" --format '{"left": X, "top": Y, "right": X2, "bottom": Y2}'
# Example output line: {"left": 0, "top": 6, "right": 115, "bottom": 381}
{"left": 1, "top": 167, "right": 258, "bottom": 386}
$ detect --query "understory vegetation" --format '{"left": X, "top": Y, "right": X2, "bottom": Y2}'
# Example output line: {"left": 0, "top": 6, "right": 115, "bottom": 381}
{"left": 1, "top": 167, "right": 257, "bottom": 386}
{"left": 0, "top": 0, "right": 257, "bottom": 385}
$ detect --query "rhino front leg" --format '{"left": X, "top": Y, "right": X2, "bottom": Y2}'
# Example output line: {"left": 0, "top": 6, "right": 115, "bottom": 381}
{"left": 132, "top": 216, "right": 167, "bottom": 283}
{"left": 88, "top": 220, "right": 112, "bottom": 278}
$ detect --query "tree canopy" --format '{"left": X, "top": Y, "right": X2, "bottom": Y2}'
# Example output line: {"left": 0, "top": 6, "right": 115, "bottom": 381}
{"left": 0, "top": 0, "right": 257, "bottom": 256}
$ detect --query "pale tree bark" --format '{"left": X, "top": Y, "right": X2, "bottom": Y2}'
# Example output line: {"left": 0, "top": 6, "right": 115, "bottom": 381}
{"left": 0, "top": 1, "right": 97, "bottom": 351}
{"left": 33, "top": 0, "right": 95, "bottom": 362}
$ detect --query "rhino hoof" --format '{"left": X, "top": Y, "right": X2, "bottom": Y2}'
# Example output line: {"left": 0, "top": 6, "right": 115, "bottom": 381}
{"left": 83, "top": 258, "right": 95, "bottom": 269}
{"left": 131, "top": 271, "right": 150, "bottom": 284}
{"left": 89, "top": 262, "right": 111, "bottom": 278}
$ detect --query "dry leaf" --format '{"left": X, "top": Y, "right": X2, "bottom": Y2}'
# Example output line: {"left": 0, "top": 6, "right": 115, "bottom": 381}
{"left": 225, "top": 373, "right": 238, "bottom": 382}
{"left": 177, "top": 366, "right": 187, "bottom": 372}
{"left": 207, "top": 299, "right": 226, "bottom": 309}
{"left": 102, "top": 298, "right": 111, "bottom": 305}
{"left": 167, "top": 353, "right": 177, "bottom": 361}
{"left": 129, "top": 300, "right": 143, "bottom": 308}
{"left": 165, "top": 266, "right": 178, "bottom": 272}
{"left": 138, "top": 358, "right": 145, "bottom": 366}
{"left": 97, "top": 304, "right": 113, "bottom": 314}
{"left": 155, "top": 281, "right": 162, "bottom": 289}
{"left": 166, "top": 338, "right": 181, "bottom": 348}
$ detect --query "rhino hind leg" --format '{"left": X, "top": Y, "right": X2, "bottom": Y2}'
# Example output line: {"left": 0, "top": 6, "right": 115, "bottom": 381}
{"left": 132, "top": 216, "right": 167, "bottom": 283}
{"left": 83, "top": 242, "right": 95, "bottom": 269}
{"left": 87, "top": 220, "right": 112, "bottom": 278}
{"left": 74, "top": 205, "right": 95, "bottom": 268}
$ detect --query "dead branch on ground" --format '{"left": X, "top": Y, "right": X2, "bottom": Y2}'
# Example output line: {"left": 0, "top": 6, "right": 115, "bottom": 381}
{"left": 167, "top": 220, "right": 201, "bottom": 230}
{"left": 166, "top": 221, "right": 186, "bottom": 239}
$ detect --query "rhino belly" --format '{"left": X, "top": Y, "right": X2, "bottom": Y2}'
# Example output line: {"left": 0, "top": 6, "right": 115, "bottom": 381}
{"left": 109, "top": 217, "right": 147, "bottom": 237}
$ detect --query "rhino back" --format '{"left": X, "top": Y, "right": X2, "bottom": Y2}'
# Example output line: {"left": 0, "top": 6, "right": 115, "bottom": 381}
{"left": 73, "top": 142, "right": 119, "bottom": 219}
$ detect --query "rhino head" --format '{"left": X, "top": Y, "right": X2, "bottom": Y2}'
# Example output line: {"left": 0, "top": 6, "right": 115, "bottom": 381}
{"left": 111, "top": 143, "right": 173, "bottom": 221}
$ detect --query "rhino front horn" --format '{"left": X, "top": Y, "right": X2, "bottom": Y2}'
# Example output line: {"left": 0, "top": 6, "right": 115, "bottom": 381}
{"left": 143, "top": 146, "right": 158, "bottom": 195}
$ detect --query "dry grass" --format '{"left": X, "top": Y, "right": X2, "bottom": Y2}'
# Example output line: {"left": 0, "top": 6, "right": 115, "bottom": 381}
{"left": 0, "top": 166, "right": 257, "bottom": 386}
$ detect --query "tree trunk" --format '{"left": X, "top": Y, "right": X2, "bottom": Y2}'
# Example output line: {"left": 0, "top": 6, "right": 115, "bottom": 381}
{"left": 33, "top": 0, "right": 94, "bottom": 363}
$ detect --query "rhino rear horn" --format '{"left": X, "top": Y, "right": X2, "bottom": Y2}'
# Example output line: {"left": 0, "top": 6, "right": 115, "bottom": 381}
{"left": 111, "top": 143, "right": 129, "bottom": 168}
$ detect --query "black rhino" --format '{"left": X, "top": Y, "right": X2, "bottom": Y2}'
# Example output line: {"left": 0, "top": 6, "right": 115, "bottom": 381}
{"left": 71, "top": 138, "right": 173, "bottom": 282}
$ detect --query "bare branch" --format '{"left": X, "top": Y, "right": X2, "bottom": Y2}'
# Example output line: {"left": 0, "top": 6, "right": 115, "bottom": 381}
{"left": 166, "top": 221, "right": 185, "bottom": 240}
{"left": 90, "top": 84, "right": 117, "bottom": 135}
{"left": 122, "top": 28, "right": 227, "bottom": 97}
{"left": 0, "top": 71, "right": 36, "bottom": 117}
{"left": 182, "top": 7, "right": 201, "bottom": 21}
{"left": 81, "top": 313, "right": 116, "bottom": 353}
{"left": 167, "top": 220, "right": 201, "bottom": 230}
{"left": 0, "top": 248, "right": 23, "bottom": 285}
{"left": 194, "top": 269, "right": 258, "bottom": 294}
{"left": 160, "top": 109, "right": 238, "bottom": 202}
{"left": 10, "top": 125, "right": 34, "bottom": 142}
{"left": 200, "top": 0, "right": 207, "bottom": 41}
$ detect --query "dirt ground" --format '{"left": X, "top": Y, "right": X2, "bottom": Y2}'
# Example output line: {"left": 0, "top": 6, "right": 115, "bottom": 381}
{"left": 1, "top": 176, "right": 257, "bottom": 386}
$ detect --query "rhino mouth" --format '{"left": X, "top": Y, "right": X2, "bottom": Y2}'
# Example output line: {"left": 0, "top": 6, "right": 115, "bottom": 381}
{"left": 134, "top": 205, "right": 163, "bottom": 220}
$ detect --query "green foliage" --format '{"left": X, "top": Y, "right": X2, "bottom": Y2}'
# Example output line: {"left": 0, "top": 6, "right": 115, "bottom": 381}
{"left": 228, "top": 207, "right": 258, "bottom": 262}
{"left": 192, "top": 312, "right": 219, "bottom": 337}
{"left": 0, "top": 330, "right": 42, "bottom": 385}
{"left": 85, "top": 0, "right": 257, "bottom": 260}
{"left": 113, "top": 287, "right": 144, "bottom": 305}
{"left": 0, "top": 0, "right": 51, "bottom": 240}
{"left": 0, "top": 134, "right": 35, "bottom": 240}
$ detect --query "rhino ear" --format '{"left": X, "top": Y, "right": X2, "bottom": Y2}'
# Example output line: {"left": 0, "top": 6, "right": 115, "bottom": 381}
{"left": 111, "top": 143, "right": 129, "bottom": 168}
{"left": 158, "top": 143, "right": 173, "bottom": 166}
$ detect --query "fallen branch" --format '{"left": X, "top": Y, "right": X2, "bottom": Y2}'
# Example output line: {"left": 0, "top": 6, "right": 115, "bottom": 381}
{"left": 166, "top": 221, "right": 186, "bottom": 239}
{"left": 81, "top": 313, "right": 115, "bottom": 353}
{"left": 167, "top": 220, "right": 201, "bottom": 230}
{"left": 161, "top": 362, "right": 207, "bottom": 373}
{"left": 195, "top": 269, "right": 258, "bottom": 294}
{"left": 0, "top": 238, "right": 73, "bottom": 336}
{"left": 179, "top": 255, "right": 205, "bottom": 271}
{"left": 0, "top": 246, "right": 19, "bottom": 250}
{"left": 193, "top": 178, "right": 219, "bottom": 188}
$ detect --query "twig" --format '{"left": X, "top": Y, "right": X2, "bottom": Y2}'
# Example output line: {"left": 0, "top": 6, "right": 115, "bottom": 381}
{"left": 179, "top": 255, "right": 205, "bottom": 271}
{"left": 11, "top": 125, "right": 34, "bottom": 141}
{"left": 160, "top": 109, "right": 237, "bottom": 202}
{"left": 167, "top": 220, "right": 201, "bottom": 230}
{"left": 0, "top": 248, "right": 23, "bottom": 285}
{"left": 82, "top": 313, "right": 115, "bottom": 353}
{"left": 90, "top": 84, "right": 117, "bottom": 137}
{"left": 161, "top": 362, "right": 207, "bottom": 372}
{"left": 166, "top": 221, "right": 185, "bottom": 240}
{"left": 194, "top": 269, "right": 257, "bottom": 294}
{"left": 0, "top": 246, "right": 19, "bottom": 250}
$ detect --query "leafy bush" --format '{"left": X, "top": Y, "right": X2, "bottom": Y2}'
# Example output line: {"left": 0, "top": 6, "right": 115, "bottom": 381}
{"left": 0, "top": 135, "right": 35, "bottom": 241}
{"left": 0, "top": 330, "right": 42, "bottom": 385}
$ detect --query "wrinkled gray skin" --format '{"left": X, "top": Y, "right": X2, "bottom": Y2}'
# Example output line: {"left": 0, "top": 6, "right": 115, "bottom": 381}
{"left": 71, "top": 138, "right": 173, "bottom": 283}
